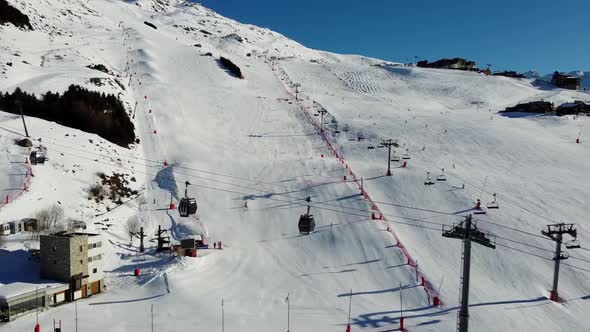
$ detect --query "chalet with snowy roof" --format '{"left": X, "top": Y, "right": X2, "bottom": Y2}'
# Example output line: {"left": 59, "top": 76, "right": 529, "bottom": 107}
{"left": 503, "top": 101, "right": 554, "bottom": 114}
{"left": 416, "top": 58, "right": 476, "bottom": 71}
{"left": 551, "top": 72, "right": 581, "bottom": 90}
{"left": 556, "top": 101, "right": 590, "bottom": 115}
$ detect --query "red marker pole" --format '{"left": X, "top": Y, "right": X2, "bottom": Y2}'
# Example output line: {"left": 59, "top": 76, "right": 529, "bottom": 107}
{"left": 346, "top": 289, "right": 352, "bottom": 332}
{"left": 399, "top": 282, "right": 404, "bottom": 331}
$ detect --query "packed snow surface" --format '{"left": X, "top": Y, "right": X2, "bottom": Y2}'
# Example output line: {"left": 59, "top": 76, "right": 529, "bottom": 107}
{"left": 0, "top": 0, "right": 589, "bottom": 331}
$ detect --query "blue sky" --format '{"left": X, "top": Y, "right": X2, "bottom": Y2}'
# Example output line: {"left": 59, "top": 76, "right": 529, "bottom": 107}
{"left": 196, "top": 0, "right": 589, "bottom": 73}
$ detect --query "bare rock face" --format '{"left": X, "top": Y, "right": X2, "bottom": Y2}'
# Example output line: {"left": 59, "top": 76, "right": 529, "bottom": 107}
{"left": 0, "top": 0, "right": 33, "bottom": 30}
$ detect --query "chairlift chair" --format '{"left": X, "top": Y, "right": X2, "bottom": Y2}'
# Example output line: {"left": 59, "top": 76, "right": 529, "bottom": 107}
{"left": 402, "top": 149, "right": 411, "bottom": 160}
{"left": 565, "top": 239, "right": 581, "bottom": 249}
{"left": 178, "top": 181, "right": 198, "bottom": 217}
{"left": 343, "top": 124, "right": 350, "bottom": 132}
{"left": 298, "top": 197, "right": 316, "bottom": 235}
{"left": 377, "top": 145, "right": 385, "bottom": 148}
{"left": 436, "top": 168, "right": 447, "bottom": 181}
{"left": 424, "top": 172, "right": 435, "bottom": 185}
{"left": 391, "top": 150, "right": 400, "bottom": 162}
{"left": 367, "top": 145, "right": 375, "bottom": 150}
{"left": 487, "top": 193, "right": 499, "bottom": 209}
{"left": 474, "top": 199, "right": 487, "bottom": 215}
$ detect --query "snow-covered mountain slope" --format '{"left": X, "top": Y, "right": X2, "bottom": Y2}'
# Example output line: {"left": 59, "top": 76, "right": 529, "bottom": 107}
{"left": 1, "top": 0, "right": 589, "bottom": 331}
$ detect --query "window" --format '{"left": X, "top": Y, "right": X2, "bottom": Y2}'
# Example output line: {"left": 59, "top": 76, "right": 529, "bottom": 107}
{"left": 93, "top": 268, "right": 98, "bottom": 274}
{"left": 88, "top": 257, "right": 93, "bottom": 263}
{"left": 80, "top": 260, "right": 83, "bottom": 265}
{"left": 80, "top": 245, "right": 83, "bottom": 252}
{"left": 89, "top": 242, "right": 102, "bottom": 249}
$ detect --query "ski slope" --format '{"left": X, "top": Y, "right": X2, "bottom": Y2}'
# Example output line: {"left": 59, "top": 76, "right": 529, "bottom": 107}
{"left": 0, "top": 113, "right": 30, "bottom": 209}
{"left": 1, "top": 0, "right": 590, "bottom": 331}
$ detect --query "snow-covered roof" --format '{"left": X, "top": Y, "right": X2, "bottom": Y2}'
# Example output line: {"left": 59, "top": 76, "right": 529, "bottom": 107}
{"left": 0, "top": 282, "right": 68, "bottom": 302}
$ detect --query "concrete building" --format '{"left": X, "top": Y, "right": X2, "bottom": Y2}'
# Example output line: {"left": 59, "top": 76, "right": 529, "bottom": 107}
{"left": 0, "top": 282, "right": 68, "bottom": 322}
{"left": 40, "top": 232, "right": 104, "bottom": 301}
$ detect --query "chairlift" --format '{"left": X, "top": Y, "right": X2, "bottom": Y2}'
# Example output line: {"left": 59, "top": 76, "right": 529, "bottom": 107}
{"left": 424, "top": 172, "right": 435, "bottom": 185}
{"left": 348, "top": 138, "right": 356, "bottom": 142}
{"left": 436, "top": 168, "right": 447, "bottom": 181}
{"left": 377, "top": 145, "right": 385, "bottom": 148}
{"left": 298, "top": 197, "right": 316, "bottom": 235}
{"left": 334, "top": 130, "right": 341, "bottom": 134}
{"left": 391, "top": 150, "right": 400, "bottom": 162}
{"left": 178, "top": 181, "right": 198, "bottom": 217}
{"left": 313, "top": 113, "right": 319, "bottom": 116}
{"left": 487, "top": 193, "right": 499, "bottom": 209}
{"left": 402, "top": 149, "right": 411, "bottom": 160}
{"left": 367, "top": 145, "right": 375, "bottom": 150}
{"left": 357, "top": 132, "right": 365, "bottom": 141}
{"left": 565, "top": 239, "right": 581, "bottom": 249}
{"left": 474, "top": 199, "right": 487, "bottom": 215}
{"left": 343, "top": 124, "right": 350, "bottom": 132}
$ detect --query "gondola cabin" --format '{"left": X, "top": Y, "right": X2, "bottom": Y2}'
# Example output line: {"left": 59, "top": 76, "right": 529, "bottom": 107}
{"left": 298, "top": 214, "right": 315, "bottom": 235}
{"left": 178, "top": 181, "right": 198, "bottom": 217}
{"left": 29, "top": 150, "right": 46, "bottom": 165}
{"left": 178, "top": 198, "right": 197, "bottom": 217}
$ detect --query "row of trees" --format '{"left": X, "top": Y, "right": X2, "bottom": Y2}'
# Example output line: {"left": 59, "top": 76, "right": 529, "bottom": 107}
{"left": 0, "top": 85, "right": 136, "bottom": 147}
{"left": 30, "top": 204, "right": 65, "bottom": 240}
{"left": 24, "top": 204, "right": 145, "bottom": 247}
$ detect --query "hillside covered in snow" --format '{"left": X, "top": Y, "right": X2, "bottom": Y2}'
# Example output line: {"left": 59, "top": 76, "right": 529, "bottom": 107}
{"left": 1, "top": 0, "right": 589, "bottom": 331}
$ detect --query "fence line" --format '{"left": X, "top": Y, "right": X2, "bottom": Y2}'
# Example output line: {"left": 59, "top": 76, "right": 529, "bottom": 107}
{"left": 269, "top": 60, "right": 442, "bottom": 306}
{"left": 0, "top": 157, "right": 33, "bottom": 209}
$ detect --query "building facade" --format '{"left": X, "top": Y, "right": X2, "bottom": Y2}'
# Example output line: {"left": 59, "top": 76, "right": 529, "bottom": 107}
{"left": 40, "top": 232, "right": 104, "bottom": 301}
{"left": 551, "top": 72, "right": 581, "bottom": 90}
